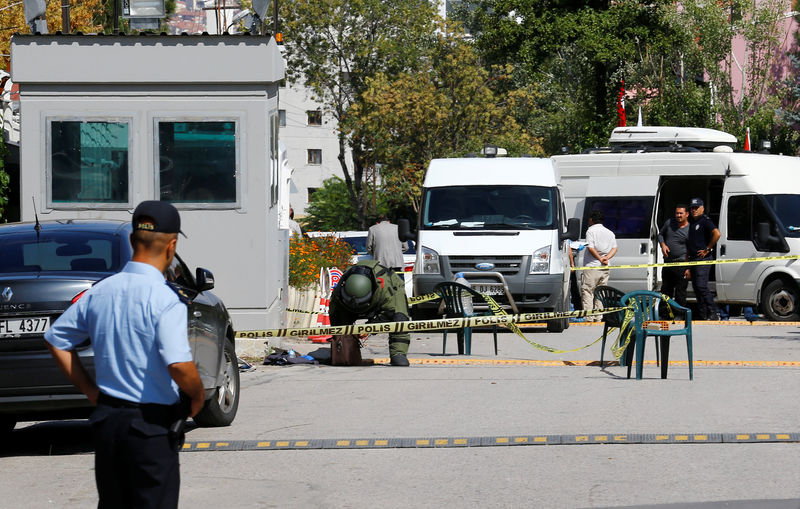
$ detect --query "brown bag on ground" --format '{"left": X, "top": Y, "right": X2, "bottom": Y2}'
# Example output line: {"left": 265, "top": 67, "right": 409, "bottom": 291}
{"left": 330, "top": 335, "right": 362, "bottom": 366}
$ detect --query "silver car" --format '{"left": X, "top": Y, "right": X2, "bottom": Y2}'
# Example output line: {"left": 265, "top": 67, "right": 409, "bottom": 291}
{"left": 0, "top": 220, "right": 240, "bottom": 432}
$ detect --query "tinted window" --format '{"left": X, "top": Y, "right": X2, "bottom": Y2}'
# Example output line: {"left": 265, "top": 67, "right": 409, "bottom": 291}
{"left": 50, "top": 121, "right": 129, "bottom": 204}
{"left": 0, "top": 232, "right": 119, "bottom": 273}
{"left": 762, "top": 194, "right": 800, "bottom": 238}
{"left": 422, "top": 186, "right": 557, "bottom": 230}
{"left": 341, "top": 236, "right": 367, "bottom": 255}
{"left": 727, "top": 195, "right": 788, "bottom": 251}
{"left": 582, "top": 197, "right": 653, "bottom": 239}
{"left": 158, "top": 121, "right": 237, "bottom": 203}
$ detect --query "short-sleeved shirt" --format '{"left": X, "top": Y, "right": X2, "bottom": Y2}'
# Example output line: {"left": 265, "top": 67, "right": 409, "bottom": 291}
{"left": 44, "top": 261, "right": 191, "bottom": 405}
{"left": 583, "top": 223, "right": 617, "bottom": 267}
{"left": 687, "top": 215, "right": 718, "bottom": 259}
{"left": 658, "top": 219, "right": 689, "bottom": 261}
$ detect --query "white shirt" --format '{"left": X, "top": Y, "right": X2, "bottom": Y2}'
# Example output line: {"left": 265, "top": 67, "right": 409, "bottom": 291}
{"left": 583, "top": 223, "right": 617, "bottom": 268}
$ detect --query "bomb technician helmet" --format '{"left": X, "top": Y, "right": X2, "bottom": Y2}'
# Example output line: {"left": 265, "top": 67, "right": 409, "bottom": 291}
{"left": 340, "top": 267, "right": 374, "bottom": 312}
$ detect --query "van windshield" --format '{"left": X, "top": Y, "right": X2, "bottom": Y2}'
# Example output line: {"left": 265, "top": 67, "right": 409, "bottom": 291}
{"left": 421, "top": 185, "right": 557, "bottom": 230}
{"left": 763, "top": 194, "right": 800, "bottom": 238}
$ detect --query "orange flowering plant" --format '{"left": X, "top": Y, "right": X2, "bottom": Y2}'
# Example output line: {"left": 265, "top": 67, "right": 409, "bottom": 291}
{"left": 289, "top": 235, "right": 355, "bottom": 289}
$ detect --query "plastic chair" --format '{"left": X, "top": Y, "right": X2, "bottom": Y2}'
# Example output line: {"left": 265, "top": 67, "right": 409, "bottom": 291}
{"left": 620, "top": 290, "right": 693, "bottom": 380}
{"left": 593, "top": 285, "right": 627, "bottom": 365}
{"left": 434, "top": 282, "right": 498, "bottom": 356}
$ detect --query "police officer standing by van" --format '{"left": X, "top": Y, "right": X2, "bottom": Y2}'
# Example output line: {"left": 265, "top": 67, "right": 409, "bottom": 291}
{"left": 329, "top": 259, "right": 411, "bottom": 366}
{"left": 687, "top": 197, "right": 722, "bottom": 320}
{"left": 44, "top": 201, "right": 205, "bottom": 508}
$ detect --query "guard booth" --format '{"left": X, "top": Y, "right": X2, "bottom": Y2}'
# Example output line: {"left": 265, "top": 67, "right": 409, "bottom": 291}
{"left": 10, "top": 34, "right": 288, "bottom": 331}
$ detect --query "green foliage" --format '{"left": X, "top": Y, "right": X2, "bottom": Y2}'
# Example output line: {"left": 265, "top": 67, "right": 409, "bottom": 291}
{"left": 343, "top": 29, "right": 543, "bottom": 213}
{"left": 302, "top": 177, "right": 390, "bottom": 232}
{"left": 280, "top": 0, "right": 440, "bottom": 227}
{"left": 458, "top": 0, "right": 795, "bottom": 153}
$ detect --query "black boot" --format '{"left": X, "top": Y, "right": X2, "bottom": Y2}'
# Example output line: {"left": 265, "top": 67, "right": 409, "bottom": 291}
{"left": 390, "top": 353, "right": 409, "bottom": 366}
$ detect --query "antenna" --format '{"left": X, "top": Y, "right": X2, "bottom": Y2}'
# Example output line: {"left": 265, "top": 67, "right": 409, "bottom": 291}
{"left": 32, "top": 197, "right": 41, "bottom": 235}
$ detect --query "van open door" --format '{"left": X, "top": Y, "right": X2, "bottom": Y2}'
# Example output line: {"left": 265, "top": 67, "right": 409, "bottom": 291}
{"left": 582, "top": 175, "right": 658, "bottom": 294}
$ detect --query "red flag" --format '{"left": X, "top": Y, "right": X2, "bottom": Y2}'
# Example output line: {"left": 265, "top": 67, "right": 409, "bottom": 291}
{"left": 744, "top": 127, "right": 751, "bottom": 151}
{"left": 617, "top": 80, "right": 626, "bottom": 127}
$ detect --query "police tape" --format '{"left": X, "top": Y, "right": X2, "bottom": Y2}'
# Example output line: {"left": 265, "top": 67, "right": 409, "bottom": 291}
{"left": 570, "top": 253, "right": 800, "bottom": 271}
{"left": 235, "top": 307, "right": 625, "bottom": 339}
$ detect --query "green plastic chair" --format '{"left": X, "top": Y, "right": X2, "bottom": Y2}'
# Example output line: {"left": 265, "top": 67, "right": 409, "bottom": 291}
{"left": 593, "top": 285, "right": 627, "bottom": 366}
{"left": 620, "top": 290, "right": 693, "bottom": 380}
{"left": 434, "top": 282, "right": 498, "bottom": 356}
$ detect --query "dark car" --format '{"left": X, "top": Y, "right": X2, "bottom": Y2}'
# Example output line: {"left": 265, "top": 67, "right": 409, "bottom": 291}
{"left": 0, "top": 220, "right": 239, "bottom": 432}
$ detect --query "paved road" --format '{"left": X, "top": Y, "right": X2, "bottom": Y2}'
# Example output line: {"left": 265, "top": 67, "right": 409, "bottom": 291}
{"left": 2, "top": 322, "right": 799, "bottom": 508}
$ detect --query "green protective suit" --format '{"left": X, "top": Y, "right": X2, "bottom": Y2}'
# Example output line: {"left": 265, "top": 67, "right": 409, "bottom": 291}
{"left": 329, "top": 259, "right": 411, "bottom": 357}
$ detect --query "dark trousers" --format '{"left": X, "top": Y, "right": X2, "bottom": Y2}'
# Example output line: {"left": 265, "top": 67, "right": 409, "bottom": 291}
{"left": 569, "top": 272, "right": 582, "bottom": 310}
{"left": 660, "top": 264, "right": 688, "bottom": 307}
{"left": 90, "top": 398, "right": 181, "bottom": 509}
{"left": 690, "top": 261, "right": 718, "bottom": 320}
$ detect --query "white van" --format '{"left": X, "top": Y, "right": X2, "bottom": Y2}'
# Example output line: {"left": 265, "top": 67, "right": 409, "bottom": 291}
{"left": 405, "top": 156, "right": 579, "bottom": 332}
{"left": 554, "top": 126, "right": 800, "bottom": 321}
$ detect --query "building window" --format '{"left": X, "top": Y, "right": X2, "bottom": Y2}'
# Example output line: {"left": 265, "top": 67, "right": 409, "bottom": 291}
{"left": 48, "top": 119, "right": 131, "bottom": 206}
{"left": 279, "top": 109, "right": 286, "bottom": 127}
{"left": 307, "top": 149, "right": 322, "bottom": 165}
{"left": 157, "top": 120, "right": 238, "bottom": 205}
{"left": 306, "top": 110, "right": 322, "bottom": 126}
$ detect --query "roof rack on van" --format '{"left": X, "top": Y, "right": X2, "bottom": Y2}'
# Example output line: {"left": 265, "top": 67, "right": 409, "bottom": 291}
{"left": 608, "top": 126, "right": 737, "bottom": 152}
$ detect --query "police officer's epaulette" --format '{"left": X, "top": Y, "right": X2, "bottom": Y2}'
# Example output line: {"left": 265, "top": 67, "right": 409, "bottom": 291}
{"left": 166, "top": 280, "right": 192, "bottom": 304}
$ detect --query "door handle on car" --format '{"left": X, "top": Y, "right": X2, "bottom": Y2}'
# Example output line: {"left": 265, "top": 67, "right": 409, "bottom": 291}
{"left": 720, "top": 244, "right": 726, "bottom": 256}
{"left": 640, "top": 243, "right": 648, "bottom": 255}
{"left": 193, "top": 310, "right": 202, "bottom": 318}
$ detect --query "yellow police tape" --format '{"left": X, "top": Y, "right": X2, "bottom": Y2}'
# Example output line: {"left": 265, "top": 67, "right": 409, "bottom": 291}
{"left": 238, "top": 304, "right": 639, "bottom": 358}
{"left": 570, "top": 253, "right": 800, "bottom": 271}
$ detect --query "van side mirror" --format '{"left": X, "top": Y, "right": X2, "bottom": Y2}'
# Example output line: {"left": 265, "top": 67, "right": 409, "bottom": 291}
{"left": 755, "top": 221, "right": 789, "bottom": 253}
{"left": 196, "top": 268, "right": 215, "bottom": 291}
{"left": 398, "top": 218, "right": 415, "bottom": 241}
{"left": 561, "top": 218, "right": 580, "bottom": 242}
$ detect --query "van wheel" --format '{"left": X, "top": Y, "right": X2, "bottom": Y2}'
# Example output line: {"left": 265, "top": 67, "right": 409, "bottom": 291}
{"left": 193, "top": 339, "right": 240, "bottom": 427}
{"left": 761, "top": 279, "right": 800, "bottom": 321}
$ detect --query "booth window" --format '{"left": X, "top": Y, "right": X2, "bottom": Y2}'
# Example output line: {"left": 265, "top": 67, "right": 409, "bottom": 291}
{"left": 158, "top": 120, "right": 238, "bottom": 204}
{"left": 279, "top": 109, "right": 286, "bottom": 127}
{"left": 48, "top": 120, "right": 130, "bottom": 205}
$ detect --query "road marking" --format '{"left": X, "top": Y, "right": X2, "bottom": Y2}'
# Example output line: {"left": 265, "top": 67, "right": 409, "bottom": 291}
{"left": 180, "top": 432, "right": 799, "bottom": 452}
{"left": 364, "top": 358, "right": 800, "bottom": 367}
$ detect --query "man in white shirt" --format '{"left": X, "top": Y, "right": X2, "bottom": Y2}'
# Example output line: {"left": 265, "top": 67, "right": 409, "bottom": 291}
{"left": 581, "top": 210, "right": 618, "bottom": 321}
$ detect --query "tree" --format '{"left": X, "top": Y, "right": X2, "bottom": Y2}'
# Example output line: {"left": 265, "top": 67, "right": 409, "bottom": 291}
{"left": 457, "top": 0, "right": 796, "bottom": 153}
{"left": 302, "top": 176, "right": 391, "bottom": 232}
{"left": 344, "top": 31, "right": 542, "bottom": 213}
{"left": 280, "top": 0, "right": 439, "bottom": 228}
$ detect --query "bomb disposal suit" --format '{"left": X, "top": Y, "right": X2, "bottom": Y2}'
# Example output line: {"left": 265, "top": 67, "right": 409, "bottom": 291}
{"left": 329, "top": 260, "right": 411, "bottom": 366}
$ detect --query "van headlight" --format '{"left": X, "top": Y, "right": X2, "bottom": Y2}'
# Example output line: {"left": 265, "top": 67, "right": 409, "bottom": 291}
{"left": 529, "top": 245, "right": 550, "bottom": 274}
{"left": 421, "top": 246, "right": 441, "bottom": 274}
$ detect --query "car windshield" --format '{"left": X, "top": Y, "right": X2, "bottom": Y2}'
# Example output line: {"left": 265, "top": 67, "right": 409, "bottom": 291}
{"left": 421, "top": 185, "right": 557, "bottom": 230}
{"left": 0, "top": 231, "right": 120, "bottom": 273}
{"left": 763, "top": 194, "right": 800, "bottom": 238}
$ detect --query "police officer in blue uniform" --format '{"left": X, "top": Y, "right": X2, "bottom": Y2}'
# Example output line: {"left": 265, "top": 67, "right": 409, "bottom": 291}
{"left": 45, "top": 201, "right": 205, "bottom": 509}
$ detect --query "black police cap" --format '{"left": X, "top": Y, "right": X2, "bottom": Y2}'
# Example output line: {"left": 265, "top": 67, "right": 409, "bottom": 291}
{"left": 132, "top": 200, "right": 185, "bottom": 236}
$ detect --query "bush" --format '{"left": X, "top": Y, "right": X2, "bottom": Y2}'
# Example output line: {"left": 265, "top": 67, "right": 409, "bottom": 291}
{"left": 289, "top": 235, "right": 355, "bottom": 289}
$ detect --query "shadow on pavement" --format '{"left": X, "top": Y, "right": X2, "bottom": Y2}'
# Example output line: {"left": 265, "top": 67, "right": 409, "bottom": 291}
{"left": 0, "top": 420, "right": 94, "bottom": 457}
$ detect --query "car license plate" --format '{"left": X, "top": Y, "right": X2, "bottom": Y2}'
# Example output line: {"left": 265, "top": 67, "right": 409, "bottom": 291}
{"left": 472, "top": 284, "right": 504, "bottom": 296}
{"left": 0, "top": 316, "right": 51, "bottom": 336}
